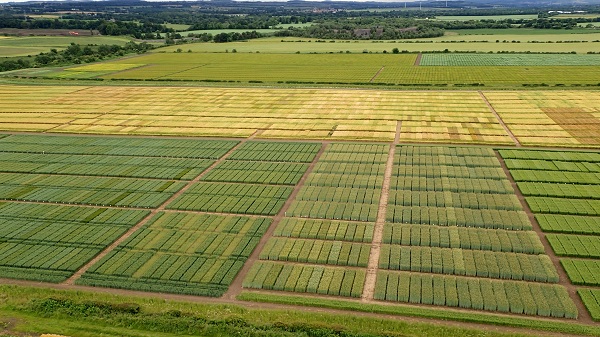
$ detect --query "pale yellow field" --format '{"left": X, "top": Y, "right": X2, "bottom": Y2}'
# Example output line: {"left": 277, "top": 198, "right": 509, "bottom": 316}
{"left": 484, "top": 91, "right": 600, "bottom": 147}
{"left": 0, "top": 84, "right": 598, "bottom": 147}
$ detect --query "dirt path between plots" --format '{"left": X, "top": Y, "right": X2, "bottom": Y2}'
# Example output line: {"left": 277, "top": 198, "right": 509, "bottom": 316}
{"left": 369, "top": 66, "right": 385, "bottom": 83}
{"left": 495, "top": 150, "right": 592, "bottom": 324}
{"left": 0, "top": 278, "right": 590, "bottom": 337}
{"left": 63, "top": 131, "right": 259, "bottom": 285}
{"left": 223, "top": 142, "right": 329, "bottom": 299}
{"left": 362, "top": 122, "right": 400, "bottom": 301}
{"left": 414, "top": 53, "right": 422, "bottom": 66}
{"left": 479, "top": 91, "right": 521, "bottom": 147}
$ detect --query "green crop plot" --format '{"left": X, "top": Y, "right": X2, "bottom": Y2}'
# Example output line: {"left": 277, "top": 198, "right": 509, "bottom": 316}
{"left": 579, "top": 289, "right": 600, "bottom": 321}
{"left": 78, "top": 212, "right": 271, "bottom": 296}
{"left": 536, "top": 214, "right": 600, "bottom": 235}
{"left": 383, "top": 224, "right": 544, "bottom": 254}
{"left": 261, "top": 237, "right": 371, "bottom": 267}
{"left": 547, "top": 234, "right": 600, "bottom": 258}
{"left": 227, "top": 141, "right": 321, "bottom": 163}
{"left": 166, "top": 182, "right": 293, "bottom": 215}
{"left": 0, "top": 202, "right": 148, "bottom": 283}
{"left": 375, "top": 271, "right": 577, "bottom": 318}
{"left": 387, "top": 146, "right": 530, "bottom": 230}
{"left": 562, "top": 259, "right": 600, "bottom": 286}
{"left": 379, "top": 246, "right": 558, "bottom": 282}
{"left": 201, "top": 160, "right": 309, "bottom": 185}
{"left": 243, "top": 261, "right": 365, "bottom": 297}
{"left": 287, "top": 143, "right": 387, "bottom": 222}
{"left": 0, "top": 173, "right": 185, "bottom": 208}
{"left": 274, "top": 218, "right": 374, "bottom": 242}
{"left": 420, "top": 54, "right": 600, "bottom": 66}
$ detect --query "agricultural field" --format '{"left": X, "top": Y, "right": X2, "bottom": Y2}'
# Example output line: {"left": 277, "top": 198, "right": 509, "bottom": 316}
{"left": 500, "top": 149, "right": 600, "bottom": 320}
{"left": 78, "top": 212, "right": 272, "bottom": 296}
{"left": 486, "top": 91, "right": 600, "bottom": 147}
{"left": 0, "top": 35, "right": 132, "bottom": 57}
{"left": 32, "top": 51, "right": 600, "bottom": 86}
{"left": 0, "top": 84, "right": 517, "bottom": 144}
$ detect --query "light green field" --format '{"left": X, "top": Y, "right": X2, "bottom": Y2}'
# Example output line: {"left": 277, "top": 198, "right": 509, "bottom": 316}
{"left": 434, "top": 15, "right": 538, "bottom": 21}
{"left": 161, "top": 34, "right": 600, "bottom": 54}
{"left": 165, "top": 23, "right": 192, "bottom": 31}
{"left": 184, "top": 28, "right": 278, "bottom": 36}
{"left": 0, "top": 36, "right": 133, "bottom": 57}
{"left": 554, "top": 13, "right": 600, "bottom": 19}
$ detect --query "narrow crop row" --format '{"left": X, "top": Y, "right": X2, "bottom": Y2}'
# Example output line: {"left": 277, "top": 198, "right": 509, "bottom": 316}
{"left": 536, "top": 214, "right": 600, "bottom": 235}
{"left": 386, "top": 206, "right": 531, "bottom": 230}
{"left": 379, "top": 245, "right": 558, "bottom": 282}
{"left": 274, "top": 218, "right": 374, "bottom": 242}
{"left": 243, "top": 261, "right": 365, "bottom": 298}
{"left": 201, "top": 160, "right": 309, "bottom": 185}
{"left": 261, "top": 238, "right": 371, "bottom": 267}
{"left": 578, "top": 289, "right": 600, "bottom": 321}
{"left": 518, "top": 182, "right": 600, "bottom": 200}
{"left": 394, "top": 165, "right": 506, "bottom": 179}
{"left": 383, "top": 223, "right": 544, "bottom": 254}
{"left": 547, "top": 234, "right": 600, "bottom": 258}
{"left": 527, "top": 197, "right": 600, "bottom": 216}
{"left": 375, "top": 271, "right": 577, "bottom": 318}
{"left": 0, "top": 134, "right": 238, "bottom": 159}
{"left": 228, "top": 141, "right": 320, "bottom": 163}
{"left": 391, "top": 177, "right": 513, "bottom": 194}
{"left": 167, "top": 182, "right": 292, "bottom": 215}
{"left": 562, "top": 259, "right": 600, "bottom": 286}
{"left": 389, "top": 190, "right": 522, "bottom": 210}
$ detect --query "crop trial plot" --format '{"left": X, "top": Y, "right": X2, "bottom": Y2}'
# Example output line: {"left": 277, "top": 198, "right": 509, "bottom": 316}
{"left": 377, "top": 145, "right": 575, "bottom": 317}
{"left": 486, "top": 91, "right": 600, "bottom": 147}
{"left": 420, "top": 54, "right": 600, "bottom": 66}
{"left": 78, "top": 212, "right": 270, "bottom": 296}
{"left": 500, "top": 148, "right": 600, "bottom": 319}
{"left": 286, "top": 143, "right": 387, "bottom": 222}
{"left": 0, "top": 202, "right": 148, "bottom": 283}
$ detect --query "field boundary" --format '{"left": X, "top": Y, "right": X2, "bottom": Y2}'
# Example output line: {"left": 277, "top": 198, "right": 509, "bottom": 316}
{"left": 495, "top": 150, "right": 592, "bottom": 323}
{"left": 414, "top": 53, "right": 422, "bottom": 66}
{"left": 62, "top": 132, "right": 255, "bottom": 285}
{"left": 222, "top": 141, "right": 329, "bottom": 299}
{"left": 479, "top": 91, "right": 521, "bottom": 147}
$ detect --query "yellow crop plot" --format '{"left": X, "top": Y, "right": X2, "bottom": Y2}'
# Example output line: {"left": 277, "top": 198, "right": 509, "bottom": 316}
{"left": 484, "top": 91, "right": 600, "bottom": 147}
{"left": 0, "top": 84, "right": 597, "bottom": 147}
{"left": 66, "top": 63, "right": 144, "bottom": 72}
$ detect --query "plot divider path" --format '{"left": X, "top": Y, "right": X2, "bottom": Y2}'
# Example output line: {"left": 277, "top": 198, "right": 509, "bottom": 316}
{"left": 495, "top": 150, "right": 592, "bottom": 323}
{"left": 63, "top": 131, "right": 259, "bottom": 286}
{"left": 479, "top": 91, "right": 521, "bottom": 147}
{"left": 369, "top": 66, "right": 385, "bottom": 83}
{"left": 222, "top": 141, "right": 329, "bottom": 300}
{"left": 362, "top": 123, "right": 400, "bottom": 301}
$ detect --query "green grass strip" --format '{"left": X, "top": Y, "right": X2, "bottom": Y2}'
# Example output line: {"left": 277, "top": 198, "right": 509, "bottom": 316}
{"left": 237, "top": 292, "right": 600, "bottom": 336}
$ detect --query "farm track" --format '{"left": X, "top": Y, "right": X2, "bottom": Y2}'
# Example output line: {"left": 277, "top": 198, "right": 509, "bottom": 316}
{"left": 369, "top": 66, "right": 385, "bottom": 83}
{"left": 495, "top": 150, "right": 593, "bottom": 324}
{"left": 479, "top": 91, "right": 521, "bottom": 147}
{"left": 62, "top": 130, "right": 260, "bottom": 285}
{"left": 414, "top": 53, "right": 422, "bottom": 66}
{"left": 362, "top": 122, "right": 400, "bottom": 301}
{"left": 223, "top": 141, "right": 328, "bottom": 300}
{"left": 0, "top": 278, "right": 590, "bottom": 337}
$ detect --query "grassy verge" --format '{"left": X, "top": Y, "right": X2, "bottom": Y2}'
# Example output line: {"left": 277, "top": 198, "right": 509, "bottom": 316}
{"left": 0, "top": 284, "right": 529, "bottom": 337}
{"left": 237, "top": 292, "right": 600, "bottom": 337}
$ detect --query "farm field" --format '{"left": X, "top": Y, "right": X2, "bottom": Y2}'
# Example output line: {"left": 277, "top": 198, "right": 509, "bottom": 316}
{"left": 1, "top": 130, "right": 600, "bottom": 332}
{"left": 31, "top": 51, "right": 600, "bottom": 86}
{"left": 500, "top": 149, "right": 600, "bottom": 321}
{"left": 0, "top": 35, "right": 132, "bottom": 57}
{"left": 485, "top": 91, "right": 600, "bottom": 147}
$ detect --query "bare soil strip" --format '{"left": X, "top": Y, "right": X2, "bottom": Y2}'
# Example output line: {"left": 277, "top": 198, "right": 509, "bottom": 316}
{"left": 495, "top": 150, "right": 592, "bottom": 324}
{"left": 362, "top": 125, "right": 399, "bottom": 301}
{"left": 369, "top": 66, "right": 385, "bottom": 83}
{"left": 479, "top": 91, "right": 521, "bottom": 147}
{"left": 63, "top": 132, "right": 257, "bottom": 285}
{"left": 414, "top": 53, "right": 422, "bottom": 66}
{"left": 222, "top": 142, "right": 329, "bottom": 300}
{"left": 0, "top": 278, "right": 586, "bottom": 337}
